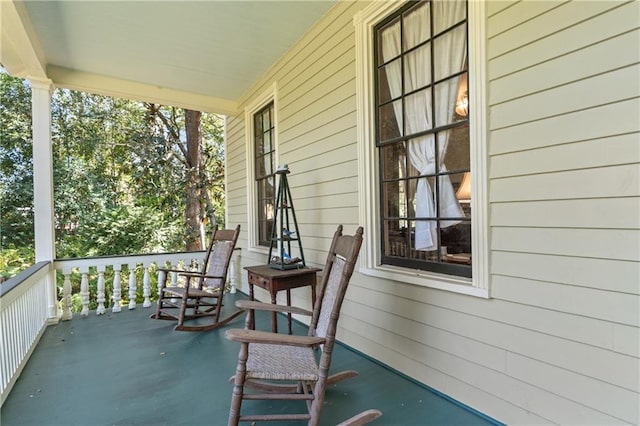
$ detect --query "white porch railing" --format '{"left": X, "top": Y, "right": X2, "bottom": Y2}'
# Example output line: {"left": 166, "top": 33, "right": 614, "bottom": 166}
{"left": 1, "top": 261, "right": 52, "bottom": 405}
{"left": 0, "top": 249, "right": 241, "bottom": 406}
{"left": 54, "top": 249, "right": 242, "bottom": 319}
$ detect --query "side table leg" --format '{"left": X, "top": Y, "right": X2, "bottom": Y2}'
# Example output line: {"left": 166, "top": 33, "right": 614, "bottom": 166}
{"left": 286, "top": 289, "right": 292, "bottom": 334}
{"left": 249, "top": 283, "right": 255, "bottom": 330}
{"left": 271, "top": 291, "right": 278, "bottom": 333}
{"left": 311, "top": 282, "right": 317, "bottom": 308}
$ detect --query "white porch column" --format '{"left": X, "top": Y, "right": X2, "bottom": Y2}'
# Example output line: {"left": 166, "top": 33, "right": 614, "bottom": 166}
{"left": 31, "top": 78, "right": 57, "bottom": 320}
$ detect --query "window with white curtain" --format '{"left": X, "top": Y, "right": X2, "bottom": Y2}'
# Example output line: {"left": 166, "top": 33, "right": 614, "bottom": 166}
{"left": 375, "top": 0, "right": 471, "bottom": 277}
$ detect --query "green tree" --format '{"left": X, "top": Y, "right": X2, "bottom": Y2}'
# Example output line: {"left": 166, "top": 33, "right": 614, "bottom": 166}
{"left": 1, "top": 70, "right": 226, "bottom": 278}
{"left": 143, "top": 104, "right": 225, "bottom": 250}
{"left": 0, "top": 71, "right": 35, "bottom": 260}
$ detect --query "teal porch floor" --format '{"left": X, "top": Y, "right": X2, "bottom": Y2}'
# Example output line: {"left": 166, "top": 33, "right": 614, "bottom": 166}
{"left": 2, "top": 293, "right": 500, "bottom": 426}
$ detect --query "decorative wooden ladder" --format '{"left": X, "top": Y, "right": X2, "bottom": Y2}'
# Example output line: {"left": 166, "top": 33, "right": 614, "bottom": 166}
{"left": 268, "top": 164, "right": 306, "bottom": 270}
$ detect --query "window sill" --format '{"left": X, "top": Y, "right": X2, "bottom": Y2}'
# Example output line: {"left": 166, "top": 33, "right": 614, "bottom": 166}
{"left": 247, "top": 246, "right": 270, "bottom": 257}
{"left": 359, "top": 264, "right": 489, "bottom": 298}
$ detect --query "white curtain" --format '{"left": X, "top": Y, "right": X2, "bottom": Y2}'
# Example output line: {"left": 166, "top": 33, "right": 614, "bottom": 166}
{"left": 381, "top": 1, "right": 467, "bottom": 251}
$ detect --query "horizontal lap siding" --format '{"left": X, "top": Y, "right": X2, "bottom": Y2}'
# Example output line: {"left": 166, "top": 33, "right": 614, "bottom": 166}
{"left": 264, "top": 3, "right": 363, "bottom": 313}
{"left": 225, "top": 1, "right": 363, "bottom": 307}
{"left": 485, "top": 0, "right": 640, "bottom": 424}
{"left": 224, "top": 0, "right": 639, "bottom": 424}
{"left": 341, "top": 1, "right": 640, "bottom": 422}
{"left": 225, "top": 111, "right": 248, "bottom": 243}
{"left": 490, "top": 133, "right": 639, "bottom": 177}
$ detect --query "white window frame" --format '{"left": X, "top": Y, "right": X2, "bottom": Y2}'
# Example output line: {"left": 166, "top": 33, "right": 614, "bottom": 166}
{"left": 354, "top": 0, "right": 489, "bottom": 298}
{"left": 245, "top": 82, "right": 278, "bottom": 255}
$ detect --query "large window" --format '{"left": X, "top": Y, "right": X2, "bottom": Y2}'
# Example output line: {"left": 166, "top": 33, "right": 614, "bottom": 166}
{"left": 254, "top": 102, "right": 276, "bottom": 247}
{"left": 356, "top": 0, "right": 487, "bottom": 295}
{"left": 375, "top": 0, "right": 471, "bottom": 277}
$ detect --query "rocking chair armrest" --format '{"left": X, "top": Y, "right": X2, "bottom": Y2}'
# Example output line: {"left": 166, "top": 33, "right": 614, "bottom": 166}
{"left": 157, "top": 269, "right": 223, "bottom": 281}
{"left": 225, "top": 328, "right": 325, "bottom": 347}
{"left": 157, "top": 267, "right": 189, "bottom": 274}
{"left": 176, "top": 271, "right": 224, "bottom": 280}
{"left": 235, "top": 300, "right": 312, "bottom": 317}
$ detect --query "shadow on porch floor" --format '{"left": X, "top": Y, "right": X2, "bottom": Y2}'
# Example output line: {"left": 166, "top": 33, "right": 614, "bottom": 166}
{"left": 2, "top": 293, "right": 500, "bottom": 426}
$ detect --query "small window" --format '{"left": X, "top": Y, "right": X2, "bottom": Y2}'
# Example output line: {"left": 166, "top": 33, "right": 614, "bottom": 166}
{"left": 254, "top": 102, "right": 276, "bottom": 247}
{"left": 375, "top": 0, "right": 471, "bottom": 278}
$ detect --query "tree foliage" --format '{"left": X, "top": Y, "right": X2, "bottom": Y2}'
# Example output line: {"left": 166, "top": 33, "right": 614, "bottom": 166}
{"left": 0, "top": 72, "right": 34, "bottom": 255}
{"left": 0, "top": 71, "right": 226, "bottom": 278}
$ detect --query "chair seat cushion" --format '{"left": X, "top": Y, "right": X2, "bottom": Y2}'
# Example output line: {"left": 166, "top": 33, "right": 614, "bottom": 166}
{"left": 247, "top": 343, "right": 318, "bottom": 381}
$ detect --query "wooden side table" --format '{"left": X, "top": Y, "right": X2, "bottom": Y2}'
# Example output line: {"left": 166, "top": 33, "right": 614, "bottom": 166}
{"left": 245, "top": 264, "right": 321, "bottom": 334}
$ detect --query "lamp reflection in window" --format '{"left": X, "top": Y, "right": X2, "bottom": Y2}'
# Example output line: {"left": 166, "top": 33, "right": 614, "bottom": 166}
{"left": 455, "top": 72, "right": 468, "bottom": 117}
{"left": 456, "top": 172, "right": 471, "bottom": 217}
{"left": 456, "top": 172, "right": 471, "bottom": 203}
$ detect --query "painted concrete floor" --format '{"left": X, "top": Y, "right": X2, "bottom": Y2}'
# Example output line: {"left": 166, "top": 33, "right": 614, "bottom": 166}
{"left": 2, "top": 294, "right": 500, "bottom": 426}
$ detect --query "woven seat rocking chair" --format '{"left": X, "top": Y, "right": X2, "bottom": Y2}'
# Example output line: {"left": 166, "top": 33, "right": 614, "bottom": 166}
{"left": 226, "top": 225, "right": 382, "bottom": 425}
{"left": 151, "top": 224, "right": 243, "bottom": 332}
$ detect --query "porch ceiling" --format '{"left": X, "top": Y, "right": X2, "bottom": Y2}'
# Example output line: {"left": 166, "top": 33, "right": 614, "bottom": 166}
{"left": 0, "top": 0, "right": 337, "bottom": 115}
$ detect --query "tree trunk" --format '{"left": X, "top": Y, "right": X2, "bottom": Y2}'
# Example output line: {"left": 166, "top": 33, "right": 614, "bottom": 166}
{"left": 185, "top": 109, "right": 202, "bottom": 251}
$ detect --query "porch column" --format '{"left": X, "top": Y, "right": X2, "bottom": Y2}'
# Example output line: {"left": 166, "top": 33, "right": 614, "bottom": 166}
{"left": 31, "top": 78, "right": 57, "bottom": 320}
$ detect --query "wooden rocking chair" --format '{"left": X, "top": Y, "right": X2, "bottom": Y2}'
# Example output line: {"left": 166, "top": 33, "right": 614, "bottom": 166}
{"left": 226, "top": 225, "right": 382, "bottom": 425}
{"left": 150, "top": 224, "right": 243, "bottom": 332}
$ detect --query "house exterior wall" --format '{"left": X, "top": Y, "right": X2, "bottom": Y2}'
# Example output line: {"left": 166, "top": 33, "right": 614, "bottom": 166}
{"left": 225, "top": 1, "right": 640, "bottom": 424}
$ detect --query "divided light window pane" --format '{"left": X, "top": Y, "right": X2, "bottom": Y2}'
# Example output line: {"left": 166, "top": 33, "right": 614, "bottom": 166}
{"left": 375, "top": 0, "right": 471, "bottom": 277}
{"left": 254, "top": 102, "right": 275, "bottom": 246}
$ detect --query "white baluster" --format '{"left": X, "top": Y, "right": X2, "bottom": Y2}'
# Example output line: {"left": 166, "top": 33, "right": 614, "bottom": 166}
{"left": 229, "top": 249, "right": 241, "bottom": 294}
{"left": 128, "top": 265, "right": 137, "bottom": 310}
{"left": 61, "top": 268, "right": 73, "bottom": 321}
{"left": 171, "top": 267, "right": 178, "bottom": 287}
{"left": 96, "top": 265, "right": 106, "bottom": 315}
{"left": 170, "top": 264, "right": 178, "bottom": 304}
{"left": 157, "top": 267, "right": 166, "bottom": 297}
{"left": 80, "top": 266, "right": 90, "bottom": 316}
{"left": 112, "top": 264, "right": 122, "bottom": 313}
{"left": 142, "top": 264, "right": 151, "bottom": 308}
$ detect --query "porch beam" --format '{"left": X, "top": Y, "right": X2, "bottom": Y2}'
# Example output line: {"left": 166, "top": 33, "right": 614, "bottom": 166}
{"left": 0, "top": 0, "right": 47, "bottom": 79}
{"left": 31, "top": 78, "right": 57, "bottom": 320}
{"left": 47, "top": 65, "right": 240, "bottom": 116}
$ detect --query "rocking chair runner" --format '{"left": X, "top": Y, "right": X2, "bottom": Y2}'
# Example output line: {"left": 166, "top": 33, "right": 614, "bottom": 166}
{"left": 151, "top": 224, "right": 243, "bottom": 332}
{"left": 226, "top": 225, "right": 382, "bottom": 425}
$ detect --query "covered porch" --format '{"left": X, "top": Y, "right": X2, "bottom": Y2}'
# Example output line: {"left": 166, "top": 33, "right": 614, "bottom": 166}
{"left": 2, "top": 0, "right": 638, "bottom": 424}
{"left": 1, "top": 287, "right": 497, "bottom": 426}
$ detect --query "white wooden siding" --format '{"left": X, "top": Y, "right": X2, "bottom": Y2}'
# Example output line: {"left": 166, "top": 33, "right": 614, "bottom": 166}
{"left": 224, "top": 0, "right": 640, "bottom": 424}
{"left": 491, "top": 64, "right": 639, "bottom": 129}
{"left": 225, "top": 1, "right": 362, "bottom": 313}
{"left": 487, "top": 1, "right": 629, "bottom": 58}
{"left": 491, "top": 198, "right": 640, "bottom": 229}
{"left": 490, "top": 165, "right": 639, "bottom": 201}
{"left": 491, "top": 29, "right": 639, "bottom": 105}
{"left": 490, "top": 133, "right": 639, "bottom": 177}
{"left": 485, "top": 0, "right": 639, "bottom": 423}
{"left": 489, "top": 2, "right": 638, "bottom": 79}
{"left": 491, "top": 98, "right": 640, "bottom": 154}
{"left": 492, "top": 251, "right": 639, "bottom": 294}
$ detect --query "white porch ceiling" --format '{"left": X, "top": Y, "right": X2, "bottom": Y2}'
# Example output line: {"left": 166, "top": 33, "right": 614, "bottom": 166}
{"left": 1, "top": 0, "right": 337, "bottom": 114}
